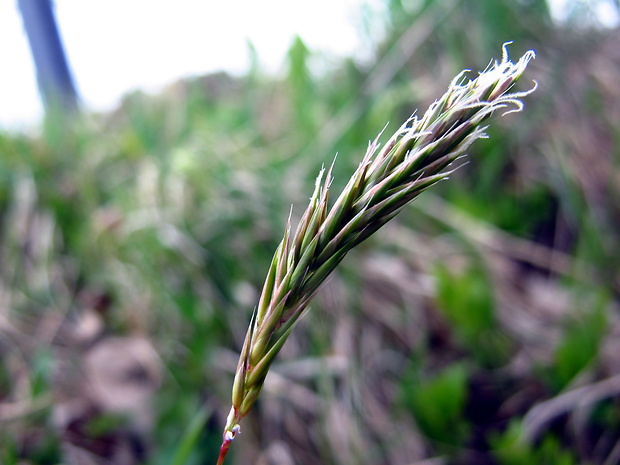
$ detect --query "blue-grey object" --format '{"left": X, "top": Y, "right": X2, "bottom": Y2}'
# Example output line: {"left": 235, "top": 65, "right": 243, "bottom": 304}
{"left": 18, "top": 0, "right": 79, "bottom": 113}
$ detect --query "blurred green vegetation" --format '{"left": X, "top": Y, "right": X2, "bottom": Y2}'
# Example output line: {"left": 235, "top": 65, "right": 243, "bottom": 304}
{"left": 1, "top": 1, "right": 619, "bottom": 464}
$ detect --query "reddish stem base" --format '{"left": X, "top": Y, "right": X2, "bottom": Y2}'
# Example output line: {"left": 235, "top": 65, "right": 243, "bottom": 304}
{"left": 216, "top": 439, "right": 231, "bottom": 465}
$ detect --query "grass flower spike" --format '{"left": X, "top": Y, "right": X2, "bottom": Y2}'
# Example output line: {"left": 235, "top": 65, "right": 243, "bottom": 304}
{"left": 217, "top": 43, "right": 536, "bottom": 464}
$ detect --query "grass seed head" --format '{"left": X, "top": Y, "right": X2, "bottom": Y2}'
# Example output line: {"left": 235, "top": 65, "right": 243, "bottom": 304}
{"left": 216, "top": 43, "right": 536, "bottom": 465}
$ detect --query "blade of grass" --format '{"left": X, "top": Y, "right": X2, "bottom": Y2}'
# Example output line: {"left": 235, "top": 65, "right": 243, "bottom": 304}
{"left": 170, "top": 402, "right": 214, "bottom": 465}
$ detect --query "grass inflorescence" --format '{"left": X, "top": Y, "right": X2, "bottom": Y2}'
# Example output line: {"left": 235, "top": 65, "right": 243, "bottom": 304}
{"left": 217, "top": 43, "right": 536, "bottom": 464}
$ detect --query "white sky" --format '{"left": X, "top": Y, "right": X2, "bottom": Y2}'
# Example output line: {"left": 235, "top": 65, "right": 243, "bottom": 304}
{"left": 0, "top": 0, "right": 381, "bottom": 130}
{"left": 2, "top": 0, "right": 618, "bottom": 131}
{"left": 549, "top": 0, "right": 620, "bottom": 26}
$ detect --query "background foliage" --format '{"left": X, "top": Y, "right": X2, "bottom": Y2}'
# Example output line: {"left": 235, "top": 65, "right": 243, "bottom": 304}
{"left": 1, "top": 1, "right": 619, "bottom": 464}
